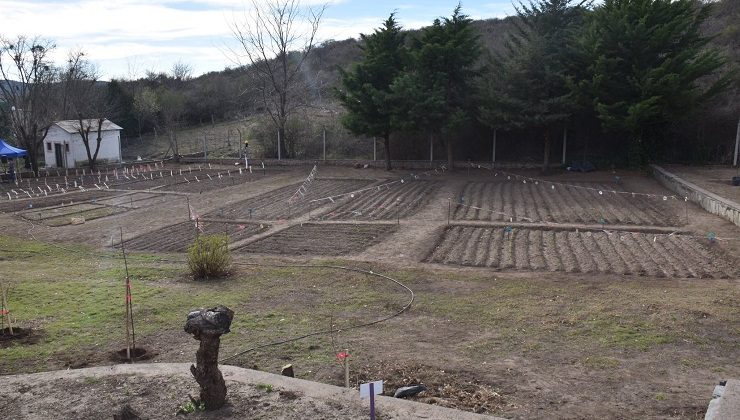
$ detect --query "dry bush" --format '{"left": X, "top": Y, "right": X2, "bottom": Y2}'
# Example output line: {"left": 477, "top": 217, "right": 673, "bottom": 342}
{"left": 187, "top": 234, "right": 231, "bottom": 280}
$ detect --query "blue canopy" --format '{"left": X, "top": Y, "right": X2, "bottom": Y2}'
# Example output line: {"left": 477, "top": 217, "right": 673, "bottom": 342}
{"left": 0, "top": 139, "right": 27, "bottom": 158}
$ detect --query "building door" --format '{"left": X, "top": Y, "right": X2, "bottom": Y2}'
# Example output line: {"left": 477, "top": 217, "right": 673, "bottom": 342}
{"left": 54, "top": 143, "right": 64, "bottom": 168}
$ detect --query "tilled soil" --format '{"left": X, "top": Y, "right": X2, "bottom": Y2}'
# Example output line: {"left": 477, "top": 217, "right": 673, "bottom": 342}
{"left": 208, "top": 179, "right": 374, "bottom": 221}
{"left": 123, "top": 221, "right": 269, "bottom": 252}
{"left": 319, "top": 180, "right": 438, "bottom": 221}
{"left": 237, "top": 223, "right": 398, "bottom": 256}
{"left": 426, "top": 225, "right": 738, "bottom": 278}
{"left": 452, "top": 180, "right": 683, "bottom": 226}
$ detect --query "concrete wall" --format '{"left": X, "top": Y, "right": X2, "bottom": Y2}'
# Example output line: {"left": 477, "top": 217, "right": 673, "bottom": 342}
{"left": 651, "top": 164, "right": 740, "bottom": 228}
{"left": 45, "top": 125, "right": 121, "bottom": 168}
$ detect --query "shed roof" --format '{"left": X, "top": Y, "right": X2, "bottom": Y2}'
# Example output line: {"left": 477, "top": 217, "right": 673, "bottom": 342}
{"left": 53, "top": 119, "right": 123, "bottom": 134}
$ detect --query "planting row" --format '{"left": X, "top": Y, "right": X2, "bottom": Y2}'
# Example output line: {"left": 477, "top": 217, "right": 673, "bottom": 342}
{"left": 124, "top": 220, "right": 269, "bottom": 252}
{"left": 319, "top": 180, "right": 438, "bottom": 220}
{"left": 452, "top": 181, "right": 682, "bottom": 226}
{"left": 237, "top": 223, "right": 397, "bottom": 256}
{"left": 207, "top": 179, "right": 374, "bottom": 221}
{"left": 426, "top": 225, "right": 736, "bottom": 278}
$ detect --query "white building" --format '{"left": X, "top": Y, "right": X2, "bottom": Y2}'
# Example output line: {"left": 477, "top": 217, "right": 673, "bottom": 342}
{"left": 44, "top": 119, "right": 123, "bottom": 168}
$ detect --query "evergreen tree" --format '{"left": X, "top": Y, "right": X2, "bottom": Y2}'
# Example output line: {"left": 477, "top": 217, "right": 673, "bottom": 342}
{"left": 577, "top": 0, "right": 731, "bottom": 165}
{"left": 336, "top": 14, "right": 407, "bottom": 170}
{"left": 480, "top": 0, "right": 587, "bottom": 172}
{"left": 392, "top": 5, "right": 481, "bottom": 171}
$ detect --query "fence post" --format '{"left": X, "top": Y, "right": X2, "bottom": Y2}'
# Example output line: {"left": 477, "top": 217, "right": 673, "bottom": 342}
{"left": 323, "top": 128, "right": 327, "bottom": 161}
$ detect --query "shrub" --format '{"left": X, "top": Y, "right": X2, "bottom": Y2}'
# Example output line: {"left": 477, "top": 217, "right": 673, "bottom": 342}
{"left": 187, "top": 234, "right": 231, "bottom": 280}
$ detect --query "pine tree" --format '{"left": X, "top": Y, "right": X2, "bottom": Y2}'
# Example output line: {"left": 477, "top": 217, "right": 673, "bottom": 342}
{"left": 392, "top": 5, "right": 481, "bottom": 171}
{"left": 577, "top": 0, "right": 731, "bottom": 165}
{"left": 336, "top": 14, "right": 407, "bottom": 170}
{"left": 480, "top": 0, "right": 586, "bottom": 173}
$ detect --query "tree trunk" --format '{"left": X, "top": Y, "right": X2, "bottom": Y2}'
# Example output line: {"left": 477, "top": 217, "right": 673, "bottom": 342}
{"left": 184, "top": 306, "right": 233, "bottom": 411}
{"left": 447, "top": 138, "right": 454, "bottom": 172}
{"left": 189, "top": 333, "right": 227, "bottom": 410}
{"left": 277, "top": 126, "right": 288, "bottom": 159}
{"left": 384, "top": 134, "right": 392, "bottom": 171}
{"left": 542, "top": 132, "right": 551, "bottom": 174}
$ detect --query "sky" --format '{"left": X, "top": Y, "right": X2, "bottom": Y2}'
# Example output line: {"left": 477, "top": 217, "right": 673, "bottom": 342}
{"left": 0, "top": 0, "right": 516, "bottom": 80}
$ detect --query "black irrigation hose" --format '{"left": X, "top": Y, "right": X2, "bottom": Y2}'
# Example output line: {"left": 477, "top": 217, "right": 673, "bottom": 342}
{"left": 219, "top": 262, "right": 415, "bottom": 364}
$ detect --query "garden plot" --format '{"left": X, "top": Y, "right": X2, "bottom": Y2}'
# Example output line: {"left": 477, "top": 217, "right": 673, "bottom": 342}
{"left": 453, "top": 181, "right": 682, "bottom": 226}
{"left": 123, "top": 220, "right": 269, "bottom": 252}
{"left": 21, "top": 203, "right": 127, "bottom": 227}
{"left": 17, "top": 192, "right": 164, "bottom": 226}
{"left": 426, "top": 225, "right": 737, "bottom": 278}
{"left": 107, "top": 168, "right": 268, "bottom": 193}
{"left": 0, "top": 190, "right": 122, "bottom": 213}
{"left": 207, "top": 179, "right": 374, "bottom": 221}
{"left": 237, "top": 223, "right": 397, "bottom": 256}
{"left": 93, "top": 192, "right": 162, "bottom": 209}
{"left": 318, "top": 180, "right": 438, "bottom": 220}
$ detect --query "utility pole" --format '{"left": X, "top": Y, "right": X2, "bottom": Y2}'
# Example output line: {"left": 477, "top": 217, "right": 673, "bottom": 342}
{"left": 373, "top": 137, "right": 377, "bottom": 162}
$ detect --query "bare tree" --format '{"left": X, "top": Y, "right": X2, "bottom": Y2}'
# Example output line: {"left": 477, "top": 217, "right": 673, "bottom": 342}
{"left": 62, "top": 50, "right": 119, "bottom": 171}
{"left": 133, "top": 87, "right": 160, "bottom": 141}
{"left": 171, "top": 60, "right": 193, "bottom": 82}
{"left": 157, "top": 87, "right": 185, "bottom": 161}
{"left": 0, "top": 36, "right": 57, "bottom": 175}
{"left": 230, "top": 0, "right": 325, "bottom": 159}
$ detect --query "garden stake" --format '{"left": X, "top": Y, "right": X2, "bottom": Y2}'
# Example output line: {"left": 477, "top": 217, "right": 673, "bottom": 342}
{"left": 120, "top": 227, "right": 135, "bottom": 362}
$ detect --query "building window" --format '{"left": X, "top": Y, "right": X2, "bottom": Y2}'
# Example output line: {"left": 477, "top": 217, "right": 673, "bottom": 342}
{"left": 46, "top": 142, "right": 51, "bottom": 151}
{"left": 65, "top": 143, "right": 69, "bottom": 152}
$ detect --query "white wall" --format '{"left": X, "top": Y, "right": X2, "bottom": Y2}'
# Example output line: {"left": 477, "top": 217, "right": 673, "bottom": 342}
{"left": 44, "top": 125, "right": 121, "bottom": 168}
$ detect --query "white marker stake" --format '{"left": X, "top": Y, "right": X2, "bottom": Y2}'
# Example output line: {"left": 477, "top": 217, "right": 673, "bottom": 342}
{"left": 360, "top": 380, "right": 383, "bottom": 420}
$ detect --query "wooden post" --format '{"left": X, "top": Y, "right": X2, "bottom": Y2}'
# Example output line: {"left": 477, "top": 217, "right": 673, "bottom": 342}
{"left": 733, "top": 116, "right": 739, "bottom": 167}
{"left": 562, "top": 127, "right": 568, "bottom": 165}
{"left": 430, "top": 134, "right": 434, "bottom": 167}
{"left": 323, "top": 128, "right": 327, "bottom": 161}
{"left": 492, "top": 129, "right": 497, "bottom": 164}
{"left": 120, "top": 227, "right": 133, "bottom": 362}
{"left": 344, "top": 349, "right": 350, "bottom": 388}
{"left": 1, "top": 286, "right": 13, "bottom": 335}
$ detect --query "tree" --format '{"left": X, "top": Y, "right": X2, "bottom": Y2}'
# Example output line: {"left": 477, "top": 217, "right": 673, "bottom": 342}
{"left": 230, "top": 0, "right": 325, "bottom": 159}
{"left": 133, "top": 87, "right": 160, "bottom": 140}
{"left": 480, "top": 0, "right": 587, "bottom": 173}
{"left": 336, "top": 14, "right": 407, "bottom": 170}
{"left": 157, "top": 87, "right": 186, "bottom": 160}
{"left": 577, "top": 0, "right": 731, "bottom": 165}
{"left": 61, "top": 50, "right": 119, "bottom": 170}
{"left": 392, "top": 5, "right": 481, "bottom": 171}
{"left": 0, "top": 36, "right": 57, "bottom": 175}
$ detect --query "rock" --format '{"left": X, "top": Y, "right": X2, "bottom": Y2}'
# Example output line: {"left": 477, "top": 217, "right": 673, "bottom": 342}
{"left": 281, "top": 364, "right": 294, "bottom": 377}
{"left": 393, "top": 384, "right": 427, "bottom": 398}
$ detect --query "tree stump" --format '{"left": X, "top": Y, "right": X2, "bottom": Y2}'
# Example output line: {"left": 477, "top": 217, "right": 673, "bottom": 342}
{"left": 184, "top": 305, "right": 234, "bottom": 410}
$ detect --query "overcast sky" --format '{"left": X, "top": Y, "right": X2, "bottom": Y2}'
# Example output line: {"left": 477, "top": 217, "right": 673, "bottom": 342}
{"left": 1, "top": 0, "right": 515, "bottom": 80}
